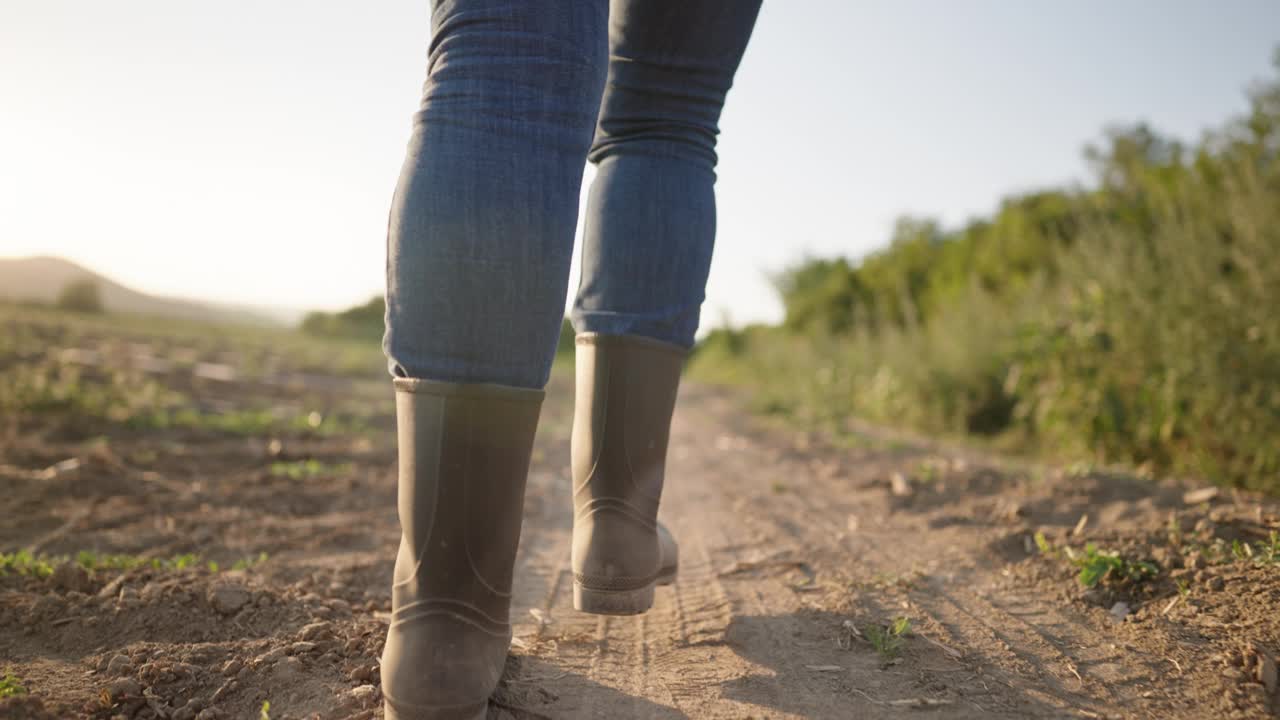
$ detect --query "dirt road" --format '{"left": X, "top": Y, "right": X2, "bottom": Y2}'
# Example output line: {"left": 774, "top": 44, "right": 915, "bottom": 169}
{"left": 3, "top": 315, "right": 1279, "bottom": 718}
{"left": 510, "top": 385, "right": 1279, "bottom": 719}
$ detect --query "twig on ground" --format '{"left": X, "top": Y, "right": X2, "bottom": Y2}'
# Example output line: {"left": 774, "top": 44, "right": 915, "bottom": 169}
{"left": 849, "top": 688, "right": 885, "bottom": 705}
{"left": 848, "top": 688, "right": 952, "bottom": 708}
{"left": 887, "top": 698, "right": 953, "bottom": 708}
{"left": 920, "top": 633, "right": 964, "bottom": 660}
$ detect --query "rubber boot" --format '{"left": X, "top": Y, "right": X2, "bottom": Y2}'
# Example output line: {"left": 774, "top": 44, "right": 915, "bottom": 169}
{"left": 380, "top": 378, "right": 543, "bottom": 720}
{"left": 571, "top": 333, "right": 683, "bottom": 615}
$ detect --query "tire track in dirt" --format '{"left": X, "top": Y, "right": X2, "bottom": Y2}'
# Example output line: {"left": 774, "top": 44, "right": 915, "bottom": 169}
{"left": 512, "top": 381, "right": 888, "bottom": 718}
{"left": 663, "top": 385, "right": 1280, "bottom": 720}
{"left": 646, "top": 537, "right": 736, "bottom": 712}
{"left": 510, "top": 402, "right": 684, "bottom": 718}
{"left": 670, "top": 391, "right": 1005, "bottom": 719}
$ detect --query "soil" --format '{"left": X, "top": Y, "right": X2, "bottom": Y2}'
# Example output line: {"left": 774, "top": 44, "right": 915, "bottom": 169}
{"left": 2, "top": 316, "right": 1279, "bottom": 719}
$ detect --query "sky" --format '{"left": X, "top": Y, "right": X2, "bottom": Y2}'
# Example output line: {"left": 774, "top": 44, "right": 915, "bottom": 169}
{"left": 2, "top": 1, "right": 1278, "bottom": 326}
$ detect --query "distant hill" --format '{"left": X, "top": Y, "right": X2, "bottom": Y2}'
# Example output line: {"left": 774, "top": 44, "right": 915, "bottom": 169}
{"left": 0, "top": 256, "right": 286, "bottom": 326}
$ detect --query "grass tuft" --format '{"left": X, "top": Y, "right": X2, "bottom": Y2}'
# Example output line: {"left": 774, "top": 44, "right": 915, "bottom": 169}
{"left": 0, "top": 672, "right": 26, "bottom": 698}
{"left": 865, "top": 616, "right": 912, "bottom": 659}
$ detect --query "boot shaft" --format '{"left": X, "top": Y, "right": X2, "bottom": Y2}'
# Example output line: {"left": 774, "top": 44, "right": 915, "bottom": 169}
{"left": 571, "top": 334, "right": 684, "bottom": 521}
{"left": 382, "top": 378, "right": 543, "bottom": 717}
{"left": 391, "top": 378, "right": 543, "bottom": 614}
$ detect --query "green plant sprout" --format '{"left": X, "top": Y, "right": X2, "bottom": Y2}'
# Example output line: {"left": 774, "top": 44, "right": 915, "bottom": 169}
{"left": 1063, "top": 544, "right": 1158, "bottom": 588}
{"left": 865, "top": 616, "right": 912, "bottom": 659}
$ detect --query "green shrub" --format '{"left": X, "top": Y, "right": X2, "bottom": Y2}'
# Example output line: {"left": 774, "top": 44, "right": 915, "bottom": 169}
{"left": 692, "top": 49, "right": 1280, "bottom": 493}
{"left": 301, "top": 296, "right": 384, "bottom": 341}
{"left": 55, "top": 278, "right": 103, "bottom": 313}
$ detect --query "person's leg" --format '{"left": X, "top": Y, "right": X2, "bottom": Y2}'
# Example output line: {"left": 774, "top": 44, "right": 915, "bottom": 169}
{"left": 568, "top": 0, "right": 760, "bottom": 616}
{"left": 571, "top": 0, "right": 762, "bottom": 347}
{"left": 385, "top": 0, "right": 608, "bottom": 390}
{"left": 379, "top": 1, "right": 607, "bottom": 716}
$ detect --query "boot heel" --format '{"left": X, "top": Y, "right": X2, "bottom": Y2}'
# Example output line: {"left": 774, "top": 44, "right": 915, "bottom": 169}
{"left": 573, "top": 581, "right": 655, "bottom": 616}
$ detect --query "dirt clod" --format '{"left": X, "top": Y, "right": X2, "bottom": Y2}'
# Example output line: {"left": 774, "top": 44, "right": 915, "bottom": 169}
{"left": 207, "top": 583, "right": 250, "bottom": 615}
{"left": 105, "top": 654, "right": 132, "bottom": 675}
{"left": 299, "top": 621, "right": 332, "bottom": 640}
{"left": 349, "top": 684, "right": 378, "bottom": 706}
{"left": 106, "top": 677, "right": 142, "bottom": 700}
{"left": 50, "top": 562, "right": 92, "bottom": 593}
{"left": 1109, "top": 601, "right": 1131, "bottom": 621}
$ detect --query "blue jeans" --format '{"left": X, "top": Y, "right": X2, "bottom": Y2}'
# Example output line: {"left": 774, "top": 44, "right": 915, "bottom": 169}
{"left": 384, "top": 0, "right": 761, "bottom": 389}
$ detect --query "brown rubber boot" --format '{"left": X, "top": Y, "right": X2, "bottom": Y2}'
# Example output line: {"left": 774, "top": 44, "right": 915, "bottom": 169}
{"left": 571, "top": 333, "right": 683, "bottom": 615}
{"left": 380, "top": 378, "right": 543, "bottom": 720}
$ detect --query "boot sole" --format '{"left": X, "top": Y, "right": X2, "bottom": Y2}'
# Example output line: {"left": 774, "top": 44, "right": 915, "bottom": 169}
{"left": 573, "top": 568, "right": 676, "bottom": 616}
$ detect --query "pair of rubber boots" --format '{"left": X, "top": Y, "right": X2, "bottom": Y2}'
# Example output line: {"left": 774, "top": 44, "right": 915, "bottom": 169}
{"left": 379, "top": 333, "right": 683, "bottom": 720}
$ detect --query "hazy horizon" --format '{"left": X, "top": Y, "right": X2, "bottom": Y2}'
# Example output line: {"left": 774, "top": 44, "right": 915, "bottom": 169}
{"left": 3, "top": 1, "right": 1278, "bottom": 323}
{"left": 0, "top": 252, "right": 314, "bottom": 321}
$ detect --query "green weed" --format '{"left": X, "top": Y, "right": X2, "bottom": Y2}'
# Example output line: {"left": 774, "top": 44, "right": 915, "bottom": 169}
{"left": 1230, "top": 532, "right": 1280, "bottom": 565}
{"left": 269, "top": 459, "right": 351, "bottom": 479}
{"left": 0, "top": 550, "right": 269, "bottom": 578}
{"left": 0, "top": 673, "right": 26, "bottom": 698}
{"left": 1192, "top": 533, "right": 1280, "bottom": 567}
{"left": 1232, "top": 540, "right": 1252, "bottom": 561}
{"left": 1033, "top": 531, "right": 1055, "bottom": 556}
{"left": 1063, "top": 544, "right": 1159, "bottom": 588}
{"left": 0, "top": 551, "right": 55, "bottom": 578}
{"left": 73, "top": 551, "right": 200, "bottom": 572}
{"left": 209, "top": 552, "right": 269, "bottom": 573}
{"left": 232, "top": 552, "right": 270, "bottom": 571}
{"left": 1256, "top": 532, "right": 1280, "bottom": 564}
{"left": 1038, "top": 535, "right": 1164, "bottom": 588}
{"left": 865, "top": 617, "right": 912, "bottom": 659}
